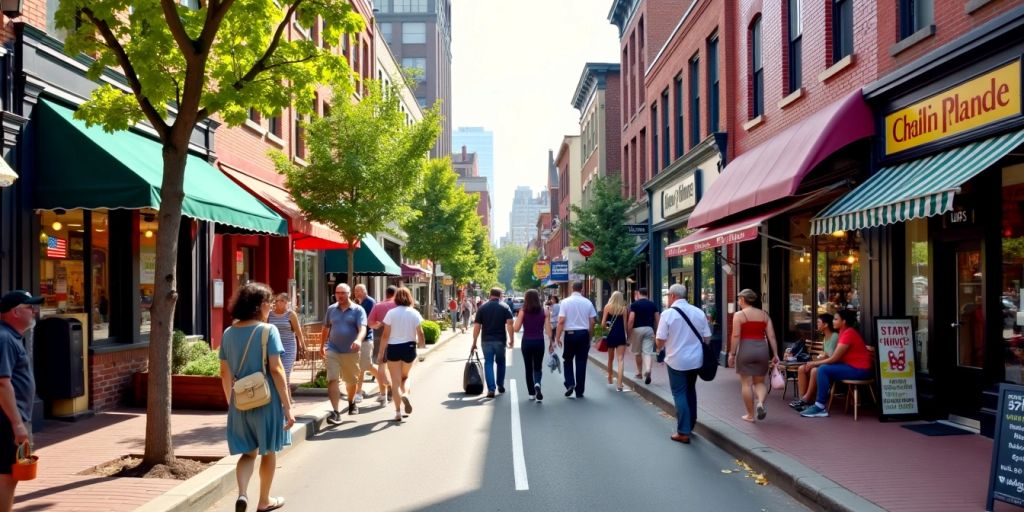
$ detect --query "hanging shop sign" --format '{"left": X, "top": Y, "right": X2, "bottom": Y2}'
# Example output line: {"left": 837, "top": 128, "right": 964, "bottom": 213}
{"left": 885, "top": 60, "right": 1021, "bottom": 155}
{"left": 660, "top": 174, "right": 698, "bottom": 219}
{"left": 875, "top": 317, "right": 920, "bottom": 418}
{"left": 532, "top": 259, "right": 551, "bottom": 280}
{"left": 625, "top": 224, "right": 649, "bottom": 235}
{"left": 987, "top": 383, "right": 1024, "bottom": 510}
{"left": 550, "top": 260, "right": 569, "bottom": 282}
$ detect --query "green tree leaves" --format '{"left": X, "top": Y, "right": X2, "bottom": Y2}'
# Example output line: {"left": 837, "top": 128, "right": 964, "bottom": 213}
{"left": 495, "top": 244, "right": 526, "bottom": 291}
{"left": 513, "top": 249, "right": 543, "bottom": 292}
{"left": 568, "top": 176, "right": 642, "bottom": 284}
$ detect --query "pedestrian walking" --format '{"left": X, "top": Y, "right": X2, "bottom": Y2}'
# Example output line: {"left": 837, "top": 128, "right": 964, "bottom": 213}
{"left": 460, "top": 296, "right": 474, "bottom": 334}
{"left": 656, "top": 284, "right": 710, "bottom": 444}
{"left": 377, "top": 287, "right": 426, "bottom": 422}
{"left": 513, "top": 289, "right": 549, "bottom": 402}
{"left": 268, "top": 293, "right": 305, "bottom": 391}
{"left": 472, "top": 288, "right": 515, "bottom": 398}
{"left": 448, "top": 297, "right": 459, "bottom": 333}
{"left": 352, "top": 284, "right": 378, "bottom": 404}
{"left": 628, "top": 288, "right": 659, "bottom": 385}
{"left": 218, "top": 283, "right": 294, "bottom": 512}
{"left": 0, "top": 290, "right": 41, "bottom": 512}
{"left": 320, "top": 283, "right": 368, "bottom": 422}
{"left": 799, "top": 310, "right": 874, "bottom": 418}
{"left": 601, "top": 291, "right": 630, "bottom": 391}
{"left": 546, "top": 294, "right": 560, "bottom": 342}
{"left": 553, "top": 281, "right": 597, "bottom": 399}
{"left": 729, "top": 289, "right": 780, "bottom": 422}
{"left": 367, "top": 286, "right": 399, "bottom": 405}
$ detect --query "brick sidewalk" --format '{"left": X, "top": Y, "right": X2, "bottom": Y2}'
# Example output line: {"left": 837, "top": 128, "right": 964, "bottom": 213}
{"left": 589, "top": 346, "right": 1020, "bottom": 512}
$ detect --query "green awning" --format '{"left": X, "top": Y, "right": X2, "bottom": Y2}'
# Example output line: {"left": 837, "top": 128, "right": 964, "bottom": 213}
{"left": 34, "top": 100, "right": 287, "bottom": 235}
{"left": 325, "top": 235, "right": 401, "bottom": 276}
{"left": 811, "top": 129, "right": 1024, "bottom": 235}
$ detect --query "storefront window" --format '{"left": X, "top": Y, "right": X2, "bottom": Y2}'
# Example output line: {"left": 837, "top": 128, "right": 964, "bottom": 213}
{"left": 700, "top": 250, "right": 717, "bottom": 330}
{"left": 139, "top": 210, "right": 158, "bottom": 337}
{"left": 816, "top": 230, "right": 862, "bottom": 322}
{"left": 38, "top": 210, "right": 87, "bottom": 325}
{"left": 91, "top": 211, "right": 110, "bottom": 340}
{"left": 905, "top": 218, "right": 930, "bottom": 374}
{"left": 788, "top": 215, "right": 813, "bottom": 341}
{"left": 235, "top": 247, "right": 252, "bottom": 288}
{"left": 293, "top": 250, "right": 321, "bottom": 325}
{"left": 1001, "top": 164, "right": 1024, "bottom": 384}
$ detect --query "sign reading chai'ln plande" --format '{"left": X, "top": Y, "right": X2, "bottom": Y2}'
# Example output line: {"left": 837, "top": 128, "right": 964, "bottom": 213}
{"left": 875, "top": 317, "right": 919, "bottom": 417}
{"left": 987, "top": 383, "right": 1024, "bottom": 511}
{"left": 886, "top": 60, "right": 1021, "bottom": 155}
{"left": 660, "top": 174, "right": 698, "bottom": 219}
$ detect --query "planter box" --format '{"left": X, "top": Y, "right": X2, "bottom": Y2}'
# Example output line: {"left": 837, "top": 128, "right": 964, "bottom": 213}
{"left": 132, "top": 372, "right": 228, "bottom": 411}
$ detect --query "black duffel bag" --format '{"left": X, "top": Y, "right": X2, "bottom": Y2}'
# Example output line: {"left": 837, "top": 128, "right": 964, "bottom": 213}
{"left": 464, "top": 349, "right": 484, "bottom": 395}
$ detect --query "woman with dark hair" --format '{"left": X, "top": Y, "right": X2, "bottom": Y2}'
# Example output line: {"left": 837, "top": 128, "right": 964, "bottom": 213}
{"left": 729, "top": 289, "right": 780, "bottom": 422}
{"left": 790, "top": 313, "right": 838, "bottom": 411}
{"left": 219, "top": 282, "right": 294, "bottom": 512}
{"left": 800, "top": 309, "right": 874, "bottom": 418}
{"left": 378, "top": 287, "right": 426, "bottom": 422}
{"left": 514, "top": 289, "right": 550, "bottom": 402}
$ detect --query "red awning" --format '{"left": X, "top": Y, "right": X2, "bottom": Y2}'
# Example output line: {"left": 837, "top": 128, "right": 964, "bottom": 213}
{"left": 401, "top": 263, "right": 430, "bottom": 278}
{"left": 219, "top": 164, "right": 349, "bottom": 250}
{"left": 687, "top": 90, "right": 873, "bottom": 228}
{"left": 665, "top": 210, "right": 776, "bottom": 257}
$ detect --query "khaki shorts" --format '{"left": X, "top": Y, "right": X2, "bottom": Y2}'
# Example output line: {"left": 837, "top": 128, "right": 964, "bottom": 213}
{"left": 629, "top": 326, "right": 656, "bottom": 355}
{"left": 326, "top": 351, "right": 361, "bottom": 385}
{"left": 359, "top": 340, "right": 375, "bottom": 372}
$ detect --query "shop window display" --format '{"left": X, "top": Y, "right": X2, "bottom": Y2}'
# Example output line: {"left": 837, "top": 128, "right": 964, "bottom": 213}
{"left": 293, "top": 250, "right": 321, "bottom": 325}
{"left": 905, "top": 218, "right": 930, "bottom": 374}
{"left": 787, "top": 214, "right": 813, "bottom": 340}
{"left": 1001, "top": 164, "right": 1024, "bottom": 384}
{"left": 700, "top": 250, "right": 717, "bottom": 330}
{"left": 816, "top": 230, "right": 861, "bottom": 320}
{"left": 139, "top": 209, "right": 158, "bottom": 337}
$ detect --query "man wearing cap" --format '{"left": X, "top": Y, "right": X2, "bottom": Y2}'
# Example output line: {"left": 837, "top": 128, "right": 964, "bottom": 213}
{"left": 0, "top": 290, "right": 41, "bottom": 510}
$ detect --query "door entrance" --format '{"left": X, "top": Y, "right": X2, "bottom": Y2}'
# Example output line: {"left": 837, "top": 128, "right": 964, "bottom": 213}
{"left": 945, "top": 241, "right": 986, "bottom": 421}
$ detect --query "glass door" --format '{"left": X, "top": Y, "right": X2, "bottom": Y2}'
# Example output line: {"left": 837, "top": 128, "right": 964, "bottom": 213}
{"left": 955, "top": 247, "right": 985, "bottom": 368}
{"left": 945, "top": 239, "right": 986, "bottom": 420}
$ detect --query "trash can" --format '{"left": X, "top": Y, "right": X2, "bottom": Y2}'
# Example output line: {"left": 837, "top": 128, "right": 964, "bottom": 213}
{"left": 33, "top": 317, "right": 84, "bottom": 400}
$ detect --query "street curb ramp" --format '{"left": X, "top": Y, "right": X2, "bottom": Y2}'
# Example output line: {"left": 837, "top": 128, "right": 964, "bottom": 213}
{"left": 587, "top": 353, "right": 887, "bottom": 512}
{"left": 137, "top": 330, "right": 460, "bottom": 512}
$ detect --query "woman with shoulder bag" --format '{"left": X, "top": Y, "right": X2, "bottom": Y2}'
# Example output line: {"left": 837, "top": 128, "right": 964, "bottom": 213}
{"left": 729, "top": 289, "right": 780, "bottom": 422}
{"left": 601, "top": 291, "right": 630, "bottom": 391}
{"left": 219, "top": 282, "right": 294, "bottom": 512}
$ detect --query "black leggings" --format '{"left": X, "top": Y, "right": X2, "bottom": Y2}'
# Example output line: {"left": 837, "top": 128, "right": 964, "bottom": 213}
{"left": 521, "top": 338, "right": 545, "bottom": 394}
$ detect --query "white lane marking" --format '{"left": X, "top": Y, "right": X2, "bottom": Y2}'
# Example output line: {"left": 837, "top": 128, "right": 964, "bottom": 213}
{"left": 509, "top": 379, "right": 529, "bottom": 491}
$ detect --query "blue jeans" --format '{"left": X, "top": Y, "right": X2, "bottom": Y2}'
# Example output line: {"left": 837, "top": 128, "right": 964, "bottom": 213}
{"left": 450, "top": 311, "right": 458, "bottom": 331}
{"left": 815, "top": 363, "right": 873, "bottom": 407}
{"left": 667, "top": 366, "right": 699, "bottom": 435}
{"left": 562, "top": 331, "right": 590, "bottom": 396}
{"left": 482, "top": 341, "right": 507, "bottom": 392}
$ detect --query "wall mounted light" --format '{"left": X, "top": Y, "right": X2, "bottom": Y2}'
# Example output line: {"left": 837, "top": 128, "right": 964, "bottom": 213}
{"left": 145, "top": 230, "right": 154, "bottom": 238}
{"left": 39, "top": 231, "right": 48, "bottom": 243}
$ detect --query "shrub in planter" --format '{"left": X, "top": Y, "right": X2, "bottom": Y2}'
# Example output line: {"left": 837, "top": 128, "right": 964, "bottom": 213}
{"left": 422, "top": 320, "right": 441, "bottom": 345}
{"left": 299, "top": 369, "right": 329, "bottom": 388}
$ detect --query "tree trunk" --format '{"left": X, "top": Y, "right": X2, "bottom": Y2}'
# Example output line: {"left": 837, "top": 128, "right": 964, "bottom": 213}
{"left": 427, "top": 260, "right": 436, "bottom": 321}
{"left": 143, "top": 144, "right": 188, "bottom": 466}
{"left": 347, "top": 245, "right": 356, "bottom": 289}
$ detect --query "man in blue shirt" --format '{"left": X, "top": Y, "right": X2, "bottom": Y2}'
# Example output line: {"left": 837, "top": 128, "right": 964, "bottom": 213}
{"left": 628, "top": 288, "right": 660, "bottom": 384}
{"left": 352, "top": 284, "right": 377, "bottom": 404}
{"left": 321, "top": 283, "right": 367, "bottom": 422}
{"left": 0, "top": 290, "right": 41, "bottom": 511}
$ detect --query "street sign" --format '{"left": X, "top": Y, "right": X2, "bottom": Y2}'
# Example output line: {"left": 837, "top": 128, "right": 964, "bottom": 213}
{"left": 550, "top": 260, "right": 569, "bottom": 281}
{"left": 578, "top": 240, "right": 595, "bottom": 258}
{"left": 625, "top": 224, "right": 649, "bottom": 235}
{"left": 442, "top": 276, "right": 453, "bottom": 286}
{"left": 532, "top": 259, "right": 551, "bottom": 279}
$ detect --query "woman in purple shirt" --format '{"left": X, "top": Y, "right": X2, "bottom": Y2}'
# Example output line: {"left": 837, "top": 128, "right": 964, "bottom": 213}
{"left": 514, "top": 289, "right": 550, "bottom": 402}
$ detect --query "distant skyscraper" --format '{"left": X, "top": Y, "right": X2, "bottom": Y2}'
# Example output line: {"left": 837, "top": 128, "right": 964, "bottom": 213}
{"left": 376, "top": 0, "right": 452, "bottom": 158}
{"left": 507, "top": 186, "right": 550, "bottom": 248}
{"left": 453, "top": 127, "right": 493, "bottom": 193}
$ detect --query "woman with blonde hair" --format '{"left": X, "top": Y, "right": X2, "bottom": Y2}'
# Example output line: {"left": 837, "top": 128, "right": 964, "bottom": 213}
{"left": 377, "top": 287, "right": 426, "bottom": 422}
{"left": 601, "top": 291, "right": 630, "bottom": 391}
{"left": 729, "top": 289, "right": 780, "bottom": 422}
{"left": 268, "top": 293, "right": 305, "bottom": 389}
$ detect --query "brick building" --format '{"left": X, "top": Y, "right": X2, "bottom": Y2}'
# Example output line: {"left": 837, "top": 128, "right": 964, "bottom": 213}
{"left": 453, "top": 146, "right": 492, "bottom": 240}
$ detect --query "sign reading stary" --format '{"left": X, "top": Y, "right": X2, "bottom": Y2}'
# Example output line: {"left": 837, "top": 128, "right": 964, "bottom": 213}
{"left": 885, "top": 60, "right": 1021, "bottom": 155}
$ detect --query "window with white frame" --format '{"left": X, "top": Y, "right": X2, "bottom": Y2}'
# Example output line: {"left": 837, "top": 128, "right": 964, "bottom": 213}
{"left": 403, "top": 22, "right": 426, "bottom": 44}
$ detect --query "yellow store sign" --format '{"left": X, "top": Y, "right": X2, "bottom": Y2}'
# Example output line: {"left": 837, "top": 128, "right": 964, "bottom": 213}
{"left": 885, "top": 60, "right": 1021, "bottom": 155}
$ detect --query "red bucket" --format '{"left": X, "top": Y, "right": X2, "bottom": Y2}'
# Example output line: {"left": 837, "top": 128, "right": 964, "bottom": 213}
{"left": 12, "top": 442, "right": 37, "bottom": 481}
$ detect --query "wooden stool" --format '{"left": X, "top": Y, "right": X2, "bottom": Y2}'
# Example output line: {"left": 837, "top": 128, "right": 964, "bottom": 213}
{"left": 828, "top": 379, "right": 877, "bottom": 421}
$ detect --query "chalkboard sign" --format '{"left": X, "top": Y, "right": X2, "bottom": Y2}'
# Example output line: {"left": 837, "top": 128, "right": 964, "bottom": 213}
{"left": 875, "top": 317, "right": 919, "bottom": 420}
{"left": 987, "top": 383, "right": 1024, "bottom": 511}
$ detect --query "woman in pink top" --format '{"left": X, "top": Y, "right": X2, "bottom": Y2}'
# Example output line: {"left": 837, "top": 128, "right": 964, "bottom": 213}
{"left": 799, "top": 309, "right": 874, "bottom": 418}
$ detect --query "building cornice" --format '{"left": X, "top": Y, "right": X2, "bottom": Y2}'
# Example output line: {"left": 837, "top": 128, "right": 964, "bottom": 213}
{"left": 607, "top": 0, "right": 640, "bottom": 36}
{"left": 571, "top": 63, "right": 620, "bottom": 111}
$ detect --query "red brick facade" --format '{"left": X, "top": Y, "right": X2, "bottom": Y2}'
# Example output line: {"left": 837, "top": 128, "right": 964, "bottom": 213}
{"left": 88, "top": 347, "right": 149, "bottom": 411}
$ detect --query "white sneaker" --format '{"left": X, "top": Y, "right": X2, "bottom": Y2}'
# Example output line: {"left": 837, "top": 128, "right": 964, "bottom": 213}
{"left": 377, "top": 393, "right": 387, "bottom": 404}
{"left": 354, "top": 391, "right": 364, "bottom": 403}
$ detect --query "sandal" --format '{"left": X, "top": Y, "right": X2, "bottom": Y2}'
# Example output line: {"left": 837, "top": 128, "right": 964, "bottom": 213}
{"left": 257, "top": 496, "right": 285, "bottom": 512}
{"left": 235, "top": 495, "right": 248, "bottom": 512}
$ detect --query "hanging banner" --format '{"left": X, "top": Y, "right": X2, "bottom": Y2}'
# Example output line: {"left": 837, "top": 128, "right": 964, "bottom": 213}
{"left": 875, "top": 317, "right": 919, "bottom": 417}
{"left": 549, "top": 260, "right": 569, "bottom": 282}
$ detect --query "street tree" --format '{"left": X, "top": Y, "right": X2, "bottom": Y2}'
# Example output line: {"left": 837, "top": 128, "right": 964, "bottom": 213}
{"left": 444, "top": 218, "right": 498, "bottom": 293}
{"left": 273, "top": 80, "right": 441, "bottom": 285}
{"left": 495, "top": 244, "right": 526, "bottom": 291}
{"left": 513, "top": 249, "right": 543, "bottom": 292}
{"left": 568, "top": 176, "right": 643, "bottom": 289}
{"left": 55, "top": 0, "right": 364, "bottom": 466}
{"left": 402, "top": 158, "right": 478, "bottom": 317}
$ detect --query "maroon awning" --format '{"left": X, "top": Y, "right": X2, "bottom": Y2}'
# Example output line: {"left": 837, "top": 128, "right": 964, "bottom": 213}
{"left": 687, "top": 90, "right": 873, "bottom": 228}
{"left": 665, "top": 210, "right": 776, "bottom": 257}
{"left": 401, "top": 263, "right": 430, "bottom": 278}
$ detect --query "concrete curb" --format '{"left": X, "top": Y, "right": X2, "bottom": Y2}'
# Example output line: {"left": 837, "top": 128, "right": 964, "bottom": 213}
{"left": 587, "top": 354, "right": 886, "bottom": 512}
{"left": 137, "top": 331, "right": 462, "bottom": 512}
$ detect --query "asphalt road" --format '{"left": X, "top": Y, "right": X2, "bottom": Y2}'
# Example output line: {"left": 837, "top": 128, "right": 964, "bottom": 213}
{"left": 208, "top": 334, "right": 807, "bottom": 512}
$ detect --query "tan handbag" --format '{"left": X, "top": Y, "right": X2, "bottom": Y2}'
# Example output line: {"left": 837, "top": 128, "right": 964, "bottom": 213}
{"left": 232, "top": 324, "right": 272, "bottom": 411}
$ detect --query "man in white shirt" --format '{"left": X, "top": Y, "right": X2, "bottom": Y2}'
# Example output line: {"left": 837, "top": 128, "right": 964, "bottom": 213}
{"left": 656, "top": 284, "right": 710, "bottom": 444}
{"left": 552, "top": 281, "right": 597, "bottom": 398}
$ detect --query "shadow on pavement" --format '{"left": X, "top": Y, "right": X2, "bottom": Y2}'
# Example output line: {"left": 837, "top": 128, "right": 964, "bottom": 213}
{"left": 440, "top": 392, "right": 490, "bottom": 410}
{"left": 314, "top": 419, "right": 398, "bottom": 439}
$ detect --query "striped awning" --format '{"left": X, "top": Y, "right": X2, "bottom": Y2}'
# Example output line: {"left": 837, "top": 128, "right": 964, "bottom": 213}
{"left": 811, "top": 129, "right": 1024, "bottom": 235}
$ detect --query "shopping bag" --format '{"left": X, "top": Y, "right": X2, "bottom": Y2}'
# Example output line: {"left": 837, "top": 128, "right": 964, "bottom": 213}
{"left": 463, "top": 349, "right": 484, "bottom": 395}
{"left": 596, "top": 337, "right": 609, "bottom": 352}
{"left": 770, "top": 364, "right": 786, "bottom": 390}
{"left": 546, "top": 352, "right": 562, "bottom": 374}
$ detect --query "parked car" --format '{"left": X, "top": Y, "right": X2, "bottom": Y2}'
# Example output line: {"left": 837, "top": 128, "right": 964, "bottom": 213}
{"left": 511, "top": 297, "right": 524, "bottom": 314}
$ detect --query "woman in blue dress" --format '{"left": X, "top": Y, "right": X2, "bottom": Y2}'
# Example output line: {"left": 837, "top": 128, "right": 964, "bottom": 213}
{"left": 219, "top": 282, "right": 294, "bottom": 512}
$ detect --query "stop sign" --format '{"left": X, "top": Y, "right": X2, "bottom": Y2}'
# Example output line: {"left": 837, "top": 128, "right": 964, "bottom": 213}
{"left": 578, "top": 240, "right": 595, "bottom": 258}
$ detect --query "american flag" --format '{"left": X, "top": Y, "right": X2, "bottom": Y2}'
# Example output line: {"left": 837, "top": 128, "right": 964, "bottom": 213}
{"left": 47, "top": 236, "right": 67, "bottom": 258}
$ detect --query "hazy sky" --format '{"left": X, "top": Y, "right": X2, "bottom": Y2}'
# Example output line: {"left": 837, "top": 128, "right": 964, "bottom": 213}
{"left": 450, "top": 0, "right": 620, "bottom": 243}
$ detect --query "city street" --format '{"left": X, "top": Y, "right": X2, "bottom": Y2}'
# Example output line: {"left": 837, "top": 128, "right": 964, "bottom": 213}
{"left": 206, "top": 333, "right": 805, "bottom": 511}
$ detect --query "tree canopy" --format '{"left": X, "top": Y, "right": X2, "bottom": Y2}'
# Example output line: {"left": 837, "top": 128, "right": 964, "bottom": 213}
{"left": 495, "top": 244, "right": 526, "bottom": 291}
{"left": 513, "top": 249, "right": 543, "bottom": 292}
{"left": 274, "top": 80, "right": 441, "bottom": 283}
{"left": 443, "top": 218, "right": 498, "bottom": 290}
{"left": 568, "top": 176, "right": 642, "bottom": 285}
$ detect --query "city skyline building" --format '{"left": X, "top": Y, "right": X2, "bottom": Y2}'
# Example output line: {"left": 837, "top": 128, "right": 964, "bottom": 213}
{"left": 505, "top": 185, "right": 550, "bottom": 248}
{"left": 453, "top": 126, "right": 494, "bottom": 194}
